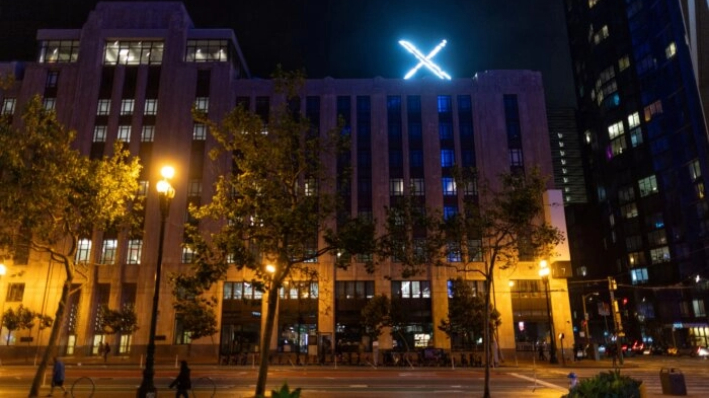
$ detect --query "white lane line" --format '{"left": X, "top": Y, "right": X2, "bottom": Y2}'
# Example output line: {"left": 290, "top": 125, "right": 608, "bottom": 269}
{"left": 508, "top": 372, "right": 568, "bottom": 392}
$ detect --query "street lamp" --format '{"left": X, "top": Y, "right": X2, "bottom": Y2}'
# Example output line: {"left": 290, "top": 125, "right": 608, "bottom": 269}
{"left": 137, "top": 166, "right": 175, "bottom": 398}
{"left": 539, "top": 260, "right": 558, "bottom": 364}
{"left": 582, "top": 292, "right": 599, "bottom": 346}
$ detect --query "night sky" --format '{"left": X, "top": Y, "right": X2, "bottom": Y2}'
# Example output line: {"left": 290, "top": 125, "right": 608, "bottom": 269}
{"left": 0, "top": 0, "right": 576, "bottom": 106}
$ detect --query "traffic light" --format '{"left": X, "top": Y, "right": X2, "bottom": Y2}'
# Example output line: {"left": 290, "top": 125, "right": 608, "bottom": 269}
{"left": 622, "top": 297, "right": 628, "bottom": 305}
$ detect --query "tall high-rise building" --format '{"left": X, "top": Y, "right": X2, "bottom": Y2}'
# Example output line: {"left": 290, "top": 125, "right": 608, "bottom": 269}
{"left": 565, "top": 0, "right": 709, "bottom": 347}
{"left": 0, "top": 2, "right": 572, "bottom": 362}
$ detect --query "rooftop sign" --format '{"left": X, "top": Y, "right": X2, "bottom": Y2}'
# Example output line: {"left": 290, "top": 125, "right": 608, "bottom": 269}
{"left": 399, "top": 39, "right": 451, "bottom": 80}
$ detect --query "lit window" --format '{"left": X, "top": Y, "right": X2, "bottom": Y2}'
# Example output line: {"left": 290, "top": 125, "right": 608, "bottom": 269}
{"left": 390, "top": 178, "right": 404, "bottom": 196}
{"left": 144, "top": 99, "right": 158, "bottom": 115}
{"left": 649, "top": 246, "right": 670, "bottom": 264}
{"left": 444, "top": 206, "right": 458, "bottom": 220}
{"left": 689, "top": 159, "right": 702, "bottom": 180}
{"left": 628, "top": 252, "right": 645, "bottom": 266}
{"left": 138, "top": 180, "right": 149, "bottom": 196}
{"left": 509, "top": 148, "right": 524, "bottom": 167}
{"left": 621, "top": 203, "right": 638, "bottom": 218}
{"left": 126, "top": 239, "right": 143, "bottom": 264}
{"left": 410, "top": 178, "right": 425, "bottom": 196}
{"left": 39, "top": 40, "right": 80, "bottom": 63}
{"left": 611, "top": 136, "right": 626, "bottom": 156}
{"left": 440, "top": 149, "right": 455, "bottom": 167}
{"left": 305, "top": 178, "right": 317, "bottom": 196}
{"left": 643, "top": 100, "right": 663, "bottom": 122}
{"left": 100, "top": 239, "right": 118, "bottom": 264}
{"left": 631, "top": 268, "right": 649, "bottom": 284}
{"left": 618, "top": 55, "right": 630, "bottom": 71}
{"left": 97, "top": 99, "right": 111, "bottom": 115}
{"left": 447, "top": 242, "right": 461, "bottom": 262}
{"left": 194, "top": 97, "right": 209, "bottom": 112}
{"left": 185, "top": 40, "right": 230, "bottom": 63}
{"left": 43, "top": 98, "right": 56, "bottom": 111}
{"left": 463, "top": 179, "right": 478, "bottom": 196}
{"left": 103, "top": 40, "right": 164, "bottom": 65}
{"left": 76, "top": 239, "right": 92, "bottom": 263}
{"left": 665, "top": 42, "right": 677, "bottom": 59}
{"left": 117, "top": 125, "right": 131, "bottom": 142}
{"left": 593, "top": 25, "right": 610, "bottom": 44}
{"left": 120, "top": 99, "right": 134, "bottom": 115}
{"left": 627, "top": 112, "right": 640, "bottom": 129}
{"left": 630, "top": 127, "right": 643, "bottom": 147}
{"left": 1, "top": 98, "right": 16, "bottom": 115}
{"left": 141, "top": 126, "right": 155, "bottom": 142}
{"left": 193, "top": 123, "right": 206, "bottom": 140}
{"left": 589, "top": 0, "right": 599, "bottom": 8}
{"left": 182, "top": 247, "right": 196, "bottom": 263}
{"left": 638, "top": 175, "right": 658, "bottom": 197}
{"left": 442, "top": 177, "right": 457, "bottom": 196}
{"left": 608, "top": 120, "right": 625, "bottom": 139}
{"left": 93, "top": 126, "right": 107, "bottom": 142}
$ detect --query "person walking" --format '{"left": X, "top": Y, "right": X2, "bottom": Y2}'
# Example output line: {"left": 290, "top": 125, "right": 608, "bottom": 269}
{"left": 538, "top": 342, "right": 546, "bottom": 361}
{"left": 103, "top": 342, "right": 111, "bottom": 363}
{"left": 169, "top": 360, "right": 192, "bottom": 398}
{"left": 47, "top": 357, "right": 67, "bottom": 396}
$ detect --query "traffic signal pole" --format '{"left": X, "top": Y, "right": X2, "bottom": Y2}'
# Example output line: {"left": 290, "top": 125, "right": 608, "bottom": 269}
{"left": 608, "top": 277, "right": 624, "bottom": 365}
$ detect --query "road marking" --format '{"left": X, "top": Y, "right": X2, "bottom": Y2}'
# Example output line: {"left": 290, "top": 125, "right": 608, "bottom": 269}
{"left": 508, "top": 372, "right": 568, "bottom": 392}
{"left": 349, "top": 384, "right": 368, "bottom": 388}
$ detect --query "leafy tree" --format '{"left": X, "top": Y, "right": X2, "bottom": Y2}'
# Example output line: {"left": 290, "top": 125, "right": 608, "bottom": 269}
{"left": 438, "top": 277, "right": 501, "bottom": 351}
{"left": 184, "top": 69, "right": 371, "bottom": 397}
{"left": 99, "top": 304, "right": 139, "bottom": 353}
{"left": 1, "top": 305, "right": 36, "bottom": 345}
{"left": 0, "top": 96, "right": 141, "bottom": 397}
{"left": 441, "top": 168, "right": 564, "bottom": 398}
{"left": 359, "top": 294, "right": 413, "bottom": 352}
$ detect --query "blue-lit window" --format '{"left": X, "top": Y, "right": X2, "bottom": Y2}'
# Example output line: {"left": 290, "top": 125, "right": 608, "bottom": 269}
{"left": 439, "top": 123, "right": 453, "bottom": 140}
{"left": 442, "top": 177, "right": 457, "bottom": 196}
{"left": 410, "top": 150, "right": 423, "bottom": 168}
{"left": 509, "top": 148, "right": 524, "bottom": 167}
{"left": 444, "top": 206, "right": 458, "bottom": 220}
{"left": 630, "top": 268, "right": 649, "bottom": 284}
{"left": 437, "top": 96, "right": 451, "bottom": 113}
{"left": 441, "top": 149, "right": 455, "bottom": 167}
{"left": 447, "top": 242, "right": 461, "bottom": 262}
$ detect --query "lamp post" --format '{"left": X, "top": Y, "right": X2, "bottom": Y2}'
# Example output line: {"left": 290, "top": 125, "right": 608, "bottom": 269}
{"left": 137, "top": 166, "right": 175, "bottom": 398}
{"left": 582, "top": 292, "right": 599, "bottom": 345}
{"left": 539, "top": 261, "right": 558, "bottom": 364}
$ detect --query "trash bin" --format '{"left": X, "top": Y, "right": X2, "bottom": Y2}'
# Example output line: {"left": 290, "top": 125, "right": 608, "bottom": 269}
{"left": 659, "top": 368, "right": 687, "bottom": 395}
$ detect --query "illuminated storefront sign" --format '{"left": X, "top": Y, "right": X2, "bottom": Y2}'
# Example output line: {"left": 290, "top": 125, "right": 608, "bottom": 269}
{"left": 399, "top": 39, "right": 452, "bottom": 80}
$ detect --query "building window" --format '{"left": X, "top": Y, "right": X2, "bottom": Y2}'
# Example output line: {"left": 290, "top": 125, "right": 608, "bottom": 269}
{"left": 509, "top": 148, "right": 524, "bottom": 167}
{"left": 335, "top": 281, "right": 374, "bottom": 299}
{"left": 39, "top": 40, "right": 80, "bottom": 63}
{"left": 138, "top": 180, "right": 149, "bottom": 196}
{"left": 649, "top": 246, "right": 671, "bottom": 264}
{"left": 610, "top": 136, "right": 626, "bottom": 156}
{"left": 665, "top": 42, "right": 677, "bottom": 59}
{"left": 117, "top": 126, "right": 131, "bottom": 142}
{"left": 693, "top": 300, "right": 706, "bottom": 317}
{"left": 648, "top": 229, "right": 667, "bottom": 246}
{"left": 279, "top": 281, "right": 319, "bottom": 299}
{"left": 93, "top": 126, "right": 107, "bottom": 142}
{"left": 185, "top": 40, "right": 230, "bottom": 63}
{"left": 442, "top": 177, "right": 456, "bottom": 196}
{"left": 76, "top": 239, "right": 91, "bottom": 264}
{"left": 628, "top": 251, "right": 646, "bottom": 266}
{"left": 5, "top": 283, "right": 25, "bottom": 302}
{"left": 643, "top": 100, "right": 663, "bottom": 122}
{"left": 126, "top": 239, "right": 142, "bottom": 264}
{"left": 194, "top": 97, "right": 209, "bottom": 112}
{"left": 621, "top": 202, "right": 638, "bottom": 219}
{"left": 390, "top": 178, "right": 404, "bottom": 196}
{"left": 46, "top": 71, "right": 59, "bottom": 88}
{"left": 120, "top": 99, "right": 134, "bottom": 115}
{"left": 608, "top": 120, "right": 624, "bottom": 139}
{"left": 447, "top": 242, "right": 461, "bottom": 262}
{"left": 625, "top": 235, "right": 642, "bottom": 251}
{"left": 144, "top": 99, "right": 158, "bottom": 115}
{"left": 627, "top": 112, "right": 640, "bottom": 129}
{"left": 448, "top": 279, "right": 486, "bottom": 298}
{"left": 444, "top": 206, "right": 458, "bottom": 220}
{"left": 689, "top": 159, "right": 702, "bottom": 181}
{"left": 410, "top": 178, "right": 425, "bottom": 196}
{"left": 188, "top": 180, "right": 202, "bottom": 198}
{"left": 629, "top": 127, "right": 643, "bottom": 147}
{"left": 43, "top": 98, "right": 56, "bottom": 111}
{"left": 97, "top": 99, "right": 111, "bottom": 116}
{"left": 593, "top": 25, "right": 609, "bottom": 44}
{"left": 638, "top": 175, "right": 658, "bottom": 197}
{"left": 392, "top": 280, "right": 431, "bottom": 298}
{"left": 141, "top": 126, "right": 155, "bottom": 142}
{"left": 630, "top": 268, "right": 649, "bottom": 284}
{"left": 193, "top": 123, "right": 207, "bottom": 140}
{"left": 1, "top": 98, "right": 16, "bottom": 115}
{"left": 100, "top": 239, "right": 118, "bottom": 264}
{"left": 618, "top": 55, "right": 631, "bottom": 71}
{"left": 441, "top": 149, "right": 455, "bottom": 167}
{"left": 103, "top": 40, "right": 164, "bottom": 65}
{"left": 173, "top": 315, "right": 192, "bottom": 345}
{"left": 182, "top": 247, "right": 196, "bottom": 263}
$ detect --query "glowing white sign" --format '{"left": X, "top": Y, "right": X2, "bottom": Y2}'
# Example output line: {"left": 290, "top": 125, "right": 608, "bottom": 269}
{"left": 399, "top": 39, "right": 452, "bottom": 80}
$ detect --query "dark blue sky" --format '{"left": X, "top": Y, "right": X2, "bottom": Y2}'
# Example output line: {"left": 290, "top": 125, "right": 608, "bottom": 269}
{"left": 0, "top": 0, "right": 575, "bottom": 106}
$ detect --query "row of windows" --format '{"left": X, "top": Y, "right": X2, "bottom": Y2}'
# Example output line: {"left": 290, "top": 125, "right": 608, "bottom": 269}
{"left": 103, "top": 41, "right": 164, "bottom": 65}
{"left": 96, "top": 99, "right": 158, "bottom": 116}
{"left": 92, "top": 123, "right": 206, "bottom": 143}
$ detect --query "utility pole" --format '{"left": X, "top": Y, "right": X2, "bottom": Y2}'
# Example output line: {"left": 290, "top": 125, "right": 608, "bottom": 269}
{"left": 608, "top": 276, "right": 624, "bottom": 365}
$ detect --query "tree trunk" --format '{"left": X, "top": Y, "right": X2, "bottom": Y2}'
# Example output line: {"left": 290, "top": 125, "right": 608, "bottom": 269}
{"left": 255, "top": 286, "right": 279, "bottom": 397}
{"left": 28, "top": 258, "right": 72, "bottom": 397}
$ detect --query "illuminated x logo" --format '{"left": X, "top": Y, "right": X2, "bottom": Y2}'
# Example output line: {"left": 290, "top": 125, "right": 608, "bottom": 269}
{"left": 399, "top": 39, "right": 452, "bottom": 80}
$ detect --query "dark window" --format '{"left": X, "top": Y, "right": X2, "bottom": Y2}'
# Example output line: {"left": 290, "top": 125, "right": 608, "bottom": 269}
{"left": 6, "top": 283, "right": 25, "bottom": 302}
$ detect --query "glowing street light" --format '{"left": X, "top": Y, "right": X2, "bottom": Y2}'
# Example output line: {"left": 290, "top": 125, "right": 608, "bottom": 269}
{"left": 137, "top": 166, "right": 175, "bottom": 398}
{"left": 539, "top": 260, "right": 558, "bottom": 364}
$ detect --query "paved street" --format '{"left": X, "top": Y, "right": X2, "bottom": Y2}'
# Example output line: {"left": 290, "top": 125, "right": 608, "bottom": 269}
{"left": 0, "top": 355, "right": 707, "bottom": 397}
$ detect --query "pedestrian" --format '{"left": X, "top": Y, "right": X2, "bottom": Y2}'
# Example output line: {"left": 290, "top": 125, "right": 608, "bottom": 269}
{"left": 103, "top": 342, "right": 111, "bottom": 362}
{"left": 538, "top": 342, "right": 546, "bottom": 361}
{"left": 169, "top": 360, "right": 192, "bottom": 398}
{"left": 47, "top": 357, "right": 67, "bottom": 396}
{"left": 608, "top": 343, "right": 618, "bottom": 367}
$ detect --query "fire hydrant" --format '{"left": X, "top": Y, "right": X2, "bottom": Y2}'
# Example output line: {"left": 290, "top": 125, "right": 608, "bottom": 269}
{"left": 568, "top": 372, "right": 579, "bottom": 389}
